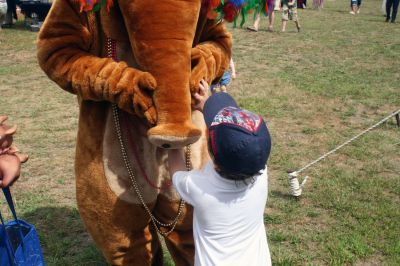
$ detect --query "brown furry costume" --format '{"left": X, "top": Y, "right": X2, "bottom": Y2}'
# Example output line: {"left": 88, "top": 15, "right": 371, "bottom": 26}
{"left": 37, "top": 0, "right": 231, "bottom": 264}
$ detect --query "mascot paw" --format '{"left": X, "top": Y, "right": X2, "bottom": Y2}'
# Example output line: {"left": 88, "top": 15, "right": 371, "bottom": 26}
{"left": 143, "top": 106, "right": 157, "bottom": 125}
{"left": 190, "top": 47, "right": 213, "bottom": 94}
{"left": 147, "top": 123, "right": 201, "bottom": 149}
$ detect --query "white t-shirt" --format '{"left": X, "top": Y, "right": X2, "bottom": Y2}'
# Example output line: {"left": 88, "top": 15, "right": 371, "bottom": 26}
{"left": 173, "top": 161, "right": 271, "bottom": 266}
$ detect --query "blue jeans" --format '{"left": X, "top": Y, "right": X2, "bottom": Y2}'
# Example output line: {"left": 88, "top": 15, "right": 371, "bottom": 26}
{"left": 219, "top": 70, "right": 232, "bottom": 86}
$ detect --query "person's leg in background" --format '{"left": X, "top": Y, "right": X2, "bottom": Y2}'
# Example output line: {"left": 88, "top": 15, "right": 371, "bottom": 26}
{"left": 268, "top": 0, "right": 276, "bottom": 31}
{"left": 386, "top": 0, "right": 394, "bottom": 21}
{"left": 229, "top": 58, "right": 236, "bottom": 79}
{"left": 247, "top": 11, "right": 261, "bottom": 31}
{"left": 313, "top": 0, "right": 318, "bottom": 9}
{"left": 275, "top": 0, "right": 282, "bottom": 11}
{"left": 391, "top": 0, "right": 399, "bottom": 22}
{"left": 4, "top": 0, "right": 13, "bottom": 25}
{"left": 350, "top": 0, "right": 357, "bottom": 14}
{"left": 382, "top": 0, "right": 388, "bottom": 16}
{"left": 268, "top": 11, "right": 275, "bottom": 30}
{"left": 291, "top": 6, "right": 301, "bottom": 32}
{"left": 281, "top": 5, "right": 289, "bottom": 32}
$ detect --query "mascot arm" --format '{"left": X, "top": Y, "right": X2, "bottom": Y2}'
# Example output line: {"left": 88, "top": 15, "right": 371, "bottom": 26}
{"left": 190, "top": 19, "right": 232, "bottom": 92}
{"left": 37, "top": 0, "right": 157, "bottom": 123}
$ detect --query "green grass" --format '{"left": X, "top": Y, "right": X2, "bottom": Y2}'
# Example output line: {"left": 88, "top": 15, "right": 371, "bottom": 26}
{"left": 1, "top": 0, "right": 399, "bottom": 265}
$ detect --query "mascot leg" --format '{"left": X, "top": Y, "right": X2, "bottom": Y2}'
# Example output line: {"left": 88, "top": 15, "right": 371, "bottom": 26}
{"left": 76, "top": 165, "right": 163, "bottom": 265}
{"left": 154, "top": 195, "right": 195, "bottom": 266}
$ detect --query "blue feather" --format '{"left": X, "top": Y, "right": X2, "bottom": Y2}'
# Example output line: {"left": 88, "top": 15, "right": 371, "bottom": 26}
{"left": 229, "top": 0, "right": 247, "bottom": 8}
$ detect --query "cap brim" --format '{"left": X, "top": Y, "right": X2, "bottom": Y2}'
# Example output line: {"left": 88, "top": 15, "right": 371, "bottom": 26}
{"left": 203, "top": 92, "right": 239, "bottom": 127}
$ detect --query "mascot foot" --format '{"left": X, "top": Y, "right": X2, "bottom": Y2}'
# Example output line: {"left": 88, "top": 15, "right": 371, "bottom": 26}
{"left": 148, "top": 123, "right": 201, "bottom": 149}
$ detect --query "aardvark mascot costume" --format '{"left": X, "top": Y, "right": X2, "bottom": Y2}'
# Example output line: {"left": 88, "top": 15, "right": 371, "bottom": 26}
{"left": 37, "top": 0, "right": 236, "bottom": 264}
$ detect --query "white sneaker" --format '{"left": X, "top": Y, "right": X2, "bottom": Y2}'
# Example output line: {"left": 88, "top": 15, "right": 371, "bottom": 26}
{"left": 349, "top": 11, "right": 355, "bottom": 15}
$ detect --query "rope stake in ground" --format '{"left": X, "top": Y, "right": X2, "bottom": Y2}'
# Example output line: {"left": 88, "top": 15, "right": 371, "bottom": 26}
{"left": 287, "top": 171, "right": 309, "bottom": 197}
{"left": 288, "top": 109, "right": 400, "bottom": 197}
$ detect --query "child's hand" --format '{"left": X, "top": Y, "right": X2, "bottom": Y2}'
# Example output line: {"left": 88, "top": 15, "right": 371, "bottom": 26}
{"left": 193, "top": 79, "right": 209, "bottom": 112}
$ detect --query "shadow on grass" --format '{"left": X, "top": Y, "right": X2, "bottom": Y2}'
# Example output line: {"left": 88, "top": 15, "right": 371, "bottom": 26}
{"left": 365, "top": 18, "right": 391, "bottom": 24}
{"left": 270, "top": 190, "right": 298, "bottom": 201}
{"left": 330, "top": 9, "right": 351, "bottom": 14}
{"left": 23, "top": 207, "right": 107, "bottom": 266}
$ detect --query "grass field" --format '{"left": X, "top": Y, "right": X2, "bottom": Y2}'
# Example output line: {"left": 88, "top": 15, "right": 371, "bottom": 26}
{"left": 0, "top": 0, "right": 399, "bottom": 265}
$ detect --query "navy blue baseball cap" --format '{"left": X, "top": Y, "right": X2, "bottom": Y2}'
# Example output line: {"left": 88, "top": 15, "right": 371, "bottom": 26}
{"left": 203, "top": 93, "right": 271, "bottom": 176}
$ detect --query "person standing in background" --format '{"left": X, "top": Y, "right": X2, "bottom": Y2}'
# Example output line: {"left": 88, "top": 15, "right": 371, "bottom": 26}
{"left": 386, "top": 0, "right": 399, "bottom": 22}
{"left": 313, "top": 0, "right": 324, "bottom": 10}
{"left": 281, "top": 0, "right": 301, "bottom": 32}
{"left": 247, "top": 0, "right": 280, "bottom": 32}
{"left": 0, "top": 0, "right": 7, "bottom": 29}
{"left": 382, "top": 0, "right": 387, "bottom": 15}
{"left": 350, "top": 0, "right": 361, "bottom": 14}
{"left": 4, "top": 0, "right": 17, "bottom": 26}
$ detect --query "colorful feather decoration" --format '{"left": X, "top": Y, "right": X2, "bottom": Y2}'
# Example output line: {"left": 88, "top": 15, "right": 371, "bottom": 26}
{"left": 229, "top": 0, "right": 247, "bottom": 8}
{"left": 210, "top": 0, "right": 267, "bottom": 27}
{"left": 76, "top": 0, "right": 265, "bottom": 29}
{"left": 77, "top": 0, "right": 113, "bottom": 12}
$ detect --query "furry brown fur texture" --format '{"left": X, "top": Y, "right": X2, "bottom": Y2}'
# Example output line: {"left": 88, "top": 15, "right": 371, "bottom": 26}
{"left": 37, "top": 0, "right": 231, "bottom": 265}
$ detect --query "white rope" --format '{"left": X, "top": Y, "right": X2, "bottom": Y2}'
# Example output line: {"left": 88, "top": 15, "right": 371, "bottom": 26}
{"left": 288, "top": 109, "right": 400, "bottom": 197}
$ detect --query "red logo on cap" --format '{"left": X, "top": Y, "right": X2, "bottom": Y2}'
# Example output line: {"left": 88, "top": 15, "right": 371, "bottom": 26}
{"left": 211, "top": 107, "right": 262, "bottom": 132}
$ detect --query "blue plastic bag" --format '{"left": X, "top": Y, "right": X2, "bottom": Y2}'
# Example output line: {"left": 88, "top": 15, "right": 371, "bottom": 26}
{"left": 0, "top": 188, "right": 45, "bottom": 266}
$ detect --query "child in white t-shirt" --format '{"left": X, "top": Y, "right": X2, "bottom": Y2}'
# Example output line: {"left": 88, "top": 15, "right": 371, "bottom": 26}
{"left": 168, "top": 80, "right": 272, "bottom": 266}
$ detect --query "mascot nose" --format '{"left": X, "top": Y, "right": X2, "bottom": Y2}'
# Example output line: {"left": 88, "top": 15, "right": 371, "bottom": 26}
{"left": 118, "top": 0, "right": 203, "bottom": 148}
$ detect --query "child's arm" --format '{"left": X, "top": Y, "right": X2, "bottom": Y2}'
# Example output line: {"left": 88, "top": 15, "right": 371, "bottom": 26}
{"left": 168, "top": 148, "right": 186, "bottom": 177}
{"left": 168, "top": 148, "right": 195, "bottom": 204}
{"left": 193, "top": 79, "right": 209, "bottom": 112}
